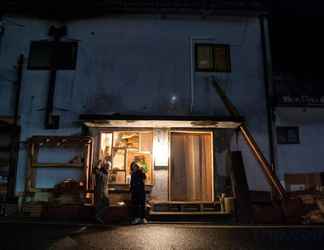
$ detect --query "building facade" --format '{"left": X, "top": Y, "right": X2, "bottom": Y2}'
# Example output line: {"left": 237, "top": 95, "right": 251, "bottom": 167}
{"left": 0, "top": 2, "right": 274, "bottom": 206}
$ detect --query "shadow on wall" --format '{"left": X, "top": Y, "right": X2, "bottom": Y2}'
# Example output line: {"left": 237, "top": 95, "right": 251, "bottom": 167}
{"left": 85, "top": 93, "right": 127, "bottom": 114}
{"left": 84, "top": 91, "right": 191, "bottom": 115}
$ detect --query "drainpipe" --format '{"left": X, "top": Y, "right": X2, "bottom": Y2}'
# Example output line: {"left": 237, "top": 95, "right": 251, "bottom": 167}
{"left": 45, "top": 57, "right": 58, "bottom": 129}
{"left": 7, "top": 54, "right": 24, "bottom": 200}
{"left": 259, "top": 15, "right": 277, "bottom": 174}
{"left": 45, "top": 25, "right": 66, "bottom": 129}
{"left": 14, "top": 55, "right": 24, "bottom": 125}
{"left": 0, "top": 17, "right": 4, "bottom": 52}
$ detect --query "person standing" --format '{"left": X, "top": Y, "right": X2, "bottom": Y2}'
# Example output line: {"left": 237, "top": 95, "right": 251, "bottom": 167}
{"left": 94, "top": 157, "right": 110, "bottom": 224}
{"left": 130, "top": 159, "right": 147, "bottom": 224}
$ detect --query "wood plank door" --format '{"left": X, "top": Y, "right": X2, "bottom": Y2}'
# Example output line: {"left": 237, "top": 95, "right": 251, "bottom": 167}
{"left": 170, "top": 132, "right": 213, "bottom": 201}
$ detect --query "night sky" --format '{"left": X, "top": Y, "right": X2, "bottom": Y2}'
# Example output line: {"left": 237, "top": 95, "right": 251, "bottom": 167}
{"left": 270, "top": 1, "right": 324, "bottom": 77}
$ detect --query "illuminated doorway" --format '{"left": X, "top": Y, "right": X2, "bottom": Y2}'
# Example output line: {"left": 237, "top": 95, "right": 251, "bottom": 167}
{"left": 170, "top": 131, "right": 213, "bottom": 202}
{"left": 99, "top": 131, "right": 154, "bottom": 185}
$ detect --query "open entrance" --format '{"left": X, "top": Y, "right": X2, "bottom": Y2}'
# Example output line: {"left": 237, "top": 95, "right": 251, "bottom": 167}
{"left": 170, "top": 131, "right": 213, "bottom": 202}
{"left": 99, "top": 130, "right": 154, "bottom": 185}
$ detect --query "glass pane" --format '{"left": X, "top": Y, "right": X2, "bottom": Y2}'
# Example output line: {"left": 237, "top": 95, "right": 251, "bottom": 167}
{"left": 100, "top": 133, "right": 112, "bottom": 160}
{"left": 112, "top": 148, "right": 126, "bottom": 170}
{"left": 196, "top": 45, "right": 213, "bottom": 70}
{"left": 28, "top": 42, "right": 52, "bottom": 69}
{"left": 276, "top": 127, "right": 299, "bottom": 144}
{"left": 109, "top": 171, "right": 126, "bottom": 184}
{"left": 126, "top": 151, "right": 153, "bottom": 185}
{"left": 55, "top": 42, "right": 78, "bottom": 69}
{"left": 214, "top": 46, "right": 230, "bottom": 72}
{"left": 140, "top": 132, "right": 153, "bottom": 152}
{"left": 28, "top": 41, "right": 77, "bottom": 70}
{"left": 287, "top": 129, "right": 299, "bottom": 143}
{"left": 113, "top": 132, "right": 139, "bottom": 149}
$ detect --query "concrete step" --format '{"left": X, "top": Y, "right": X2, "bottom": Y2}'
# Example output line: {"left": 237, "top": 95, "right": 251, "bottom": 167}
{"left": 149, "top": 201, "right": 222, "bottom": 213}
{"left": 148, "top": 210, "right": 234, "bottom": 223}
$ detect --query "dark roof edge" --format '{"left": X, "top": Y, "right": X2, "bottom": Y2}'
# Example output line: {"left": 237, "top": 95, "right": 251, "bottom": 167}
{"left": 1, "top": 11, "right": 268, "bottom": 22}
{"left": 79, "top": 114, "right": 244, "bottom": 122}
{"left": 1, "top": 1, "right": 268, "bottom": 20}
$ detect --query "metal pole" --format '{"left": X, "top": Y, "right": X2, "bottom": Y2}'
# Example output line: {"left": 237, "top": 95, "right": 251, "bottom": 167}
{"left": 259, "top": 15, "right": 277, "bottom": 173}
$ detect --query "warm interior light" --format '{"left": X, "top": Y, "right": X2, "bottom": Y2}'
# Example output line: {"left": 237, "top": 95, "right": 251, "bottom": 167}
{"left": 153, "top": 129, "right": 169, "bottom": 167}
{"left": 100, "top": 132, "right": 113, "bottom": 160}
{"left": 117, "top": 201, "right": 125, "bottom": 206}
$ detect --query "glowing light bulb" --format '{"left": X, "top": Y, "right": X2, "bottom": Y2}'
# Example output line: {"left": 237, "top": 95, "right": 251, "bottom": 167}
{"left": 170, "top": 95, "right": 177, "bottom": 104}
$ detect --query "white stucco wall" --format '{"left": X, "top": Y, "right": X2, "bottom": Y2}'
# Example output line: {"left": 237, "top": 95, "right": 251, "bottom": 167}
{"left": 0, "top": 15, "right": 271, "bottom": 193}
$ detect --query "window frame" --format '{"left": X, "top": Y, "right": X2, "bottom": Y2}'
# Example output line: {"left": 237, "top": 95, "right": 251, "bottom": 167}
{"left": 276, "top": 126, "right": 300, "bottom": 144}
{"left": 195, "top": 43, "right": 231, "bottom": 73}
{"left": 27, "top": 40, "right": 78, "bottom": 70}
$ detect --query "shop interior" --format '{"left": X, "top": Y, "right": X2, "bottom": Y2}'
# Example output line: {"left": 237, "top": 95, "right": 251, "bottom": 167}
{"left": 99, "top": 129, "right": 214, "bottom": 203}
{"left": 16, "top": 118, "right": 240, "bottom": 219}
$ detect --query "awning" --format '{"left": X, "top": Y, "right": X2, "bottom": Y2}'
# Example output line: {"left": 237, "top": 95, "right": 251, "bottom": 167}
{"left": 80, "top": 114, "right": 243, "bottom": 129}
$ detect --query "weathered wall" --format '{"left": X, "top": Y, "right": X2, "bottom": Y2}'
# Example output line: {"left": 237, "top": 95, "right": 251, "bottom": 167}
{"left": 0, "top": 15, "right": 270, "bottom": 193}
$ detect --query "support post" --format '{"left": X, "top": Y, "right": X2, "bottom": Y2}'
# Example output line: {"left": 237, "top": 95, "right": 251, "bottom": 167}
{"left": 210, "top": 78, "right": 287, "bottom": 200}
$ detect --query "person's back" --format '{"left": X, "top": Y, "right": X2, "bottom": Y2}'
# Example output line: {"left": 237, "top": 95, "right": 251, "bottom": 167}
{"left": 94, "top": 161, "right": 110, "bottom": 224}
{"left": 130, "top": 167, "right": 145, "bottom": 194}
{"left": 130, "top": 163, "right": 146, "bottom": 224}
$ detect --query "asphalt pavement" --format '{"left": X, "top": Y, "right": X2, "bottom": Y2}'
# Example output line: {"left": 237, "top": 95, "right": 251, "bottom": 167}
{"left": 1, "top": 223, "right": 324, "bottom": 250}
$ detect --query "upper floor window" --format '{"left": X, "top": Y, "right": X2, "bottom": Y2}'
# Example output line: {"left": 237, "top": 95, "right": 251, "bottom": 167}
{"left": 28, "top": 41, "right": 78, "bottom": 70}
{"left": 195, "top": 44, "right": 231, "bottom": 72}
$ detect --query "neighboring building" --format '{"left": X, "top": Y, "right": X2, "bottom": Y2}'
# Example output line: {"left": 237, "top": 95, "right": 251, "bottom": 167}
{"left": 273, "top": 71, "right": 324, "bottom": 188}
{"left": 0, "top": 1, "right": 273, "bottom": 207}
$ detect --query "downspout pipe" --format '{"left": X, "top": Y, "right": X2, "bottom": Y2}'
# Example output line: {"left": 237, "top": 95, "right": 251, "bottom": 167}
{"left": 45, "top": 62, "right": 57, "bottom": 128}
{"left": 45, "top": 25, "right": 66, "bottom": 129}
{"left": 259, "top": 15, "right": 277, "bottom": 173}
{"left": 14, "top": 55, "right": 24, "bottom": 125}
{"left": 7, "top": 54, "right": 24, "bottom": 200}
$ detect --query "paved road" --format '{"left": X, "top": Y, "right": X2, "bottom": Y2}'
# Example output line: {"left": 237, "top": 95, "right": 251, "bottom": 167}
{"left": 1, "top": 223, "right": 324, "bottom": 250}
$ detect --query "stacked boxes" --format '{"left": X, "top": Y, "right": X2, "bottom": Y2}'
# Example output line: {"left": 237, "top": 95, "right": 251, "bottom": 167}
{"left": 284, "top": 172, "right": 324, "bottom": 192}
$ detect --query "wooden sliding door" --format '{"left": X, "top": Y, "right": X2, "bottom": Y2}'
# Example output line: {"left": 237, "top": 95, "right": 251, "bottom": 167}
{"left": 170, "top": 132, "right": 213, "bottom": 202}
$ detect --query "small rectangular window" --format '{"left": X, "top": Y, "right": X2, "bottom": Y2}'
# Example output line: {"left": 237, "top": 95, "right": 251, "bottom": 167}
{"left": 28, "top": 42, "right": 52, "bottom": 69}
{"left": 277, "top": 127, "right": 300, "bottom": 144}
{"left": 28, "top": 41, "right": 78, "bottom": 70}
{"left": 195, "top": 44, "right": 231, "bottom": 72}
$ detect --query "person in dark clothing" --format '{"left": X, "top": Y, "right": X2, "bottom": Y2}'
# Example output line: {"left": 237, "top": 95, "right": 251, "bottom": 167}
{"left": 94, "top": 158, "right": 110, "bottom": 224}
{"left": 130, "top": 160, "right": 146, "bottom": 224}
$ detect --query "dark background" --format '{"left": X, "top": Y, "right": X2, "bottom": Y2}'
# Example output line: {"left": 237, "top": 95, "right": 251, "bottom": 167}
{"left": 269, "top": 0, "right": 324, "bottom": 104}
{"left": 270, "top": 1, "right": 324, "bottom": 77}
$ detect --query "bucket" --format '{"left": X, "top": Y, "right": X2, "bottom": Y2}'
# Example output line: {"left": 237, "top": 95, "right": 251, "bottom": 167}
{"left": 224, "top": 197, "right": 235, "bottom": 213}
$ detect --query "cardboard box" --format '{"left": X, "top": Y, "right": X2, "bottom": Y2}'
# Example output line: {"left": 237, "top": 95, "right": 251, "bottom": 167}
{"left": 284, "top": 172, "right": 324, "bottom": 192}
